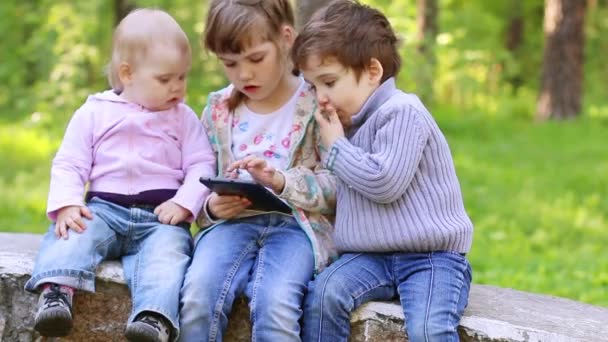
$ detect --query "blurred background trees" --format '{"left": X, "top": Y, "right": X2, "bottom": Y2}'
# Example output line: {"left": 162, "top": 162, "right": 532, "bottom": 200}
{"left": 0, "top": 0, "right": 606, "bottom": 306}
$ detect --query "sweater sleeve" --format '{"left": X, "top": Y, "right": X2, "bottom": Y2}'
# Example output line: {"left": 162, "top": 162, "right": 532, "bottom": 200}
{"left": 277, "top": 122, "right": 336, "bottom": 214}
{"left": 195, "top": 101, "right": 221, "bottom": 229}
{"left": 47, "top": 103, "right": 95, "bottom": 221}
{"left": 171, "top": 105, "right": 217, "bottom": 221}
{"left": 326, "top": 107, "right": 429, "bottom": 204}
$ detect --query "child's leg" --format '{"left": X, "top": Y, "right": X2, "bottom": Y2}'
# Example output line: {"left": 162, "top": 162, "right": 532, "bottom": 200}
{"left": 244, "top": 215, "right": 314, "bottom": 342}
{"left": 120, "top": 213, "right": 193, "bottom": 341}
{"left": 302, "top": 253, "right": 395, "bottom": 342}
{"left": 396, "top": 252, "right": 472, "bottom": 342}
{"left": 179, "top": 220, "right": 261, "bottom": 342}
{"left": 24, "top": 204, "right": 120, "bottom": 337}
{"left": 25, "top": 212, "right": 119, "bottom": 292}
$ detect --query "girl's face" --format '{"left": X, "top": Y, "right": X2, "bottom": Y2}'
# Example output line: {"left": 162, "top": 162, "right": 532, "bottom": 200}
{"left": 217, "top": 28, "right": 294, "bottom": 108}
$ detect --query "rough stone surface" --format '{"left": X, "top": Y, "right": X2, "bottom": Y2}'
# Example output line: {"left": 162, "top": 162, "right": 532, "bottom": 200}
{"left": 2, "top": 233, "right": 608, "bottom": 342}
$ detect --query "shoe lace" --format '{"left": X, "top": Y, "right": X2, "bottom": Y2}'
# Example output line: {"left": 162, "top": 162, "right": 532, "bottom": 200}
{"left": 140, "top": 316, "right": 162, "bottom": 332}
{"left": 43, "top": 284, "right": 70, "bottom": 308}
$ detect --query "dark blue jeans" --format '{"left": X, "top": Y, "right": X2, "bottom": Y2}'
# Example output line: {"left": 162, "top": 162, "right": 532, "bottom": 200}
{"left": 302, "top": 251, "right": 472, "bottom": 342}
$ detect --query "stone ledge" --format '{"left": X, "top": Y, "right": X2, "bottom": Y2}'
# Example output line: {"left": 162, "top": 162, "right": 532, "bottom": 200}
{"left": 1, "top": 232, "right": 607, "bottom": 341}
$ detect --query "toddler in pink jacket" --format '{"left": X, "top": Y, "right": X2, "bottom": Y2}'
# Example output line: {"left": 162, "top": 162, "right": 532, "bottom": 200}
{"left": 24, "top": 9, "right": 215, "bottom": 342}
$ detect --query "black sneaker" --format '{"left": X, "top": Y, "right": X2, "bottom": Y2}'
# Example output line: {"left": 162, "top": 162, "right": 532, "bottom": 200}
{"left": 125, "top": 313, "right": 171, "bottom": 342}
{"left": 33, "top": 283, "right": 74, "bottom": 337}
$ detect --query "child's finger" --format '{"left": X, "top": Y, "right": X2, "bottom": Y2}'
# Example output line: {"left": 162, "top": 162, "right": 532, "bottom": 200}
{"left": 314, "top": 110, "right": 328, "bottom": 125}
{"left": 58, "top": 222, "right": 69, "bottom": 240}
{"left": 247, "top": 158, "right": 266, "bottom": 168}
{"left": 158, "top": 212, "right": 169, "bottom": 225}
{"left": 81, "top": 207, "right": 93, "bottom": 220}
{"left": 227, "top": 160, "right": 242, "bottom": 172}
{"left": 54, "top": 222, "right": 62, "bottom": 237}
{"left": 326, "top": 109, "right": 341, "bottom": 125}
{"left": 69, "top": 216, "right": 85, "bottom": 233}
{"left": 225, "top": 169, "right": 239, "bottom": 179}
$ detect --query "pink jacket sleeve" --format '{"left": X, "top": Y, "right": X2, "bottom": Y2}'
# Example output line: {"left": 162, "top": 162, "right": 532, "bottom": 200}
{"left": 170, "top": 106, "right": 217, "bottom": 221}
{"left": 47, "top": 104, "right": 95, "bottom": 221}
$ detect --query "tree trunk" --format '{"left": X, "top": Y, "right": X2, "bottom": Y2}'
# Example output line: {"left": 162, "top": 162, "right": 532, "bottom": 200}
{"left": 504, "top": 2, "right": 524, "bottom": 91}
{"left": 114, "top": 0, "right": 136, "bottom": 27}
{"left": 296, "top": 0, "right": 329, "bottom": 30}
{"left": 416, "top": 0, "right": 438, "bottom": 104}
{"left": 536, "top": 0, "right": 587, "bottom": 120}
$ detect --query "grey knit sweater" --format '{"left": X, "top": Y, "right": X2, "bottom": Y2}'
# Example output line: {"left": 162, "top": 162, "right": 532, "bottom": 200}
{"left": 324, "top": 78, "right": 473, "bottom": 253}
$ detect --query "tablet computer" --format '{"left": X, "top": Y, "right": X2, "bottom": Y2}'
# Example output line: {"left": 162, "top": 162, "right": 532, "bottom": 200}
{"left": 200, "top": 177, "right": 292, "bottom": 214}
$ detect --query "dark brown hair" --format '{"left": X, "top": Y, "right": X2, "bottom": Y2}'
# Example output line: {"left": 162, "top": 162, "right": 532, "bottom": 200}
{"left": 204, "top": 0, "right": 295, "bottom": 110}
{"left": 292, "top": 0, "right": 401, "bottom": 82}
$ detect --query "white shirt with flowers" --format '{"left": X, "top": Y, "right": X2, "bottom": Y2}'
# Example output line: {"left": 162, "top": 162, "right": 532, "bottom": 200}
{"left": 231, "top": 80, "right": 306, "bottom": 179}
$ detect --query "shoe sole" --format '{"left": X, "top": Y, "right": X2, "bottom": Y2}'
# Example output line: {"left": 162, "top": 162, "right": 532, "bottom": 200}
{"left": 34, "top": 310, "right": 73, "bottom": 337}
{"left": 124, "top": 325, "right": 160, "bottom": 342}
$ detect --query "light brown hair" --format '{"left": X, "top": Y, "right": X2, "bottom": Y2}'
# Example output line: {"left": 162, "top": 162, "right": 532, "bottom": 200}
{"left": 203, "top": 0, "right": 295, "bottom": 110}
{"left": 292, "top": 0, "right": 401, "bottom": 82}
{"left": 108, "top": 8, "right": 191, "bottom": 92}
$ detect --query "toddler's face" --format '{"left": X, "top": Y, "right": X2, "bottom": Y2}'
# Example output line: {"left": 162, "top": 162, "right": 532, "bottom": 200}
{"left": 302, "top": 55, "right": 377, "bottom": 127}
{"left": 127, "top": 44, "right": 189, "bottom": 111}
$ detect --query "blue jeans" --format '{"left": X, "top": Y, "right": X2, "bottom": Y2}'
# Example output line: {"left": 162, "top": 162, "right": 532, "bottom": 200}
{"left": 302, "top": 252, "right": 472, "bottom": 342}
{"left": 179, "top": 214, "right": 314, "bottom": 342}
{"left": 25, "top": 197, "right": 193, "bottom": 340}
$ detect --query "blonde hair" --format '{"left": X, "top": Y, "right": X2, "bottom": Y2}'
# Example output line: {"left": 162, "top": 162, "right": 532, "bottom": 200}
{"left": 108, "top": 8, "right": 191, "bottom": 92}
{"left": 203, "top": 0, "right": 295, "bottom": 110}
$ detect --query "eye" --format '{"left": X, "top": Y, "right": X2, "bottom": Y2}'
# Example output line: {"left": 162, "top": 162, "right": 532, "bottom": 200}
{"left": 157, "top": 77, "right": 170, "bottom": 84}
{"left": 223, "top": 61, "right": 236, "bottom": 68}
{"left": 308, "top": 83, "right": 316, "bottom": 92}
{"left": 250, "top": 55, "right": 264, "bottom": 63}
{"left": 324, "top": 80, "right": 336, "bottom": 87}
{"left": 179, "top": 74, "right": 186, "bottom": 81}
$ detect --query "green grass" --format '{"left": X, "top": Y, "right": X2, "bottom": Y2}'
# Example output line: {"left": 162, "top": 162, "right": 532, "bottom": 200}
{"left": 1, "top": 108, "right": 607, "bottom": 307}
{"left": 435, "top": 109, "right": 608, "bottom": 306}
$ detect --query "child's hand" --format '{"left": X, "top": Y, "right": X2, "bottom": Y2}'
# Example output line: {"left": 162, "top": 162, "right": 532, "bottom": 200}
{"left": 207, "top": 192, "right": 251, "bottom": 219}
{"left": 228, "top": 156, "right": 286, "bottom": 193}
{"left": 55, "top": 205, "right": 93, "bottom": 240}
{"left": 154, "top": 200, "right": 190, "bottom": 225}
{"left": 314, "top": 105, "right": 344, "bottom": 148}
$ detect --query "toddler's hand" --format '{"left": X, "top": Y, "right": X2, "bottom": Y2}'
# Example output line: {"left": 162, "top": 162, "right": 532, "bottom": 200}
{"left": 55, "top": 205, "right": 93, "bottom": 240}
{"left": 314, "top": 104, "right": 344, "bottom": 148}
{"left": 207, "top": 192, "right": 251, "bottom": 219}
{"left": 228, "top": 156, "right": 285, "bottom": 193}
{"left": 154, "top": 200, "right": 190, "bottom": 225}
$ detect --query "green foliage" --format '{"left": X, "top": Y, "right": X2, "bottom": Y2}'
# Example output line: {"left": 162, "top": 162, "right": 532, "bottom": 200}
{"left": 0, "top": 0, "right": 606, "bottom": 307}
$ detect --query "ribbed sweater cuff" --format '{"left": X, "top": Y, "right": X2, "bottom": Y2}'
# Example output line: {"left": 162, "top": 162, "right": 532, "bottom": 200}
{"left": 324, "top": 137, "right": 360, "bottom": 177}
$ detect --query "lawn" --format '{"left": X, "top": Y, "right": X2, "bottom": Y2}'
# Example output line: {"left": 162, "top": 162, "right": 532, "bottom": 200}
{"left": 1, "top": 108, "right": 606, "bottom": 307}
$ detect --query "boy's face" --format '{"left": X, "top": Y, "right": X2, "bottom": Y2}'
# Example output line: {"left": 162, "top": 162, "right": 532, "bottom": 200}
{"left": 124, "top": 44, "right": 189, "bottom": 111}
{"left": 301, "top": 55, "right": 379, "bottom": 127}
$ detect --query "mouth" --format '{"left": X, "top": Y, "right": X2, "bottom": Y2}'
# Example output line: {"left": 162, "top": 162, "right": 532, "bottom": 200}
{"left": 243, "top": 85, "right": 260, "bottom": 93}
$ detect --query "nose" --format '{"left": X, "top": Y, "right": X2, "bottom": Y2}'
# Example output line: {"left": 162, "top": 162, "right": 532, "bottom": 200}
{"left": 238, "top": 66, "right": 253, "bottom": 81}
{"left": 316, "top": 90, "right": 329, "bottom": 106}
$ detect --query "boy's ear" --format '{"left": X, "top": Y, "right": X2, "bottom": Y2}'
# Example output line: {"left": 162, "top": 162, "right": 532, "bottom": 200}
{"left": 118, "top": 62, "right": 133, "bottom": 85}
{"left": 366, "top": 58, "right": 384, "bottom": 85}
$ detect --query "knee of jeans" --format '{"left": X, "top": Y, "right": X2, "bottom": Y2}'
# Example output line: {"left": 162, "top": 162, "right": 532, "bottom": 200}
{"left": 308, "top": 276, "right": 354, "bottom": 314}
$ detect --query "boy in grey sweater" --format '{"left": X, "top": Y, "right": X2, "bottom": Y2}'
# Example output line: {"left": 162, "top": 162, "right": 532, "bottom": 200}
{"left": 292, "top": 1, "right": 474, "bottom": 341}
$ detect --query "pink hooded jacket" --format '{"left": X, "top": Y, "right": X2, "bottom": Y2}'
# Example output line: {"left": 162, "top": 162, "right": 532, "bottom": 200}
{"left": 47, "top": 90, "right": 216, "bottom": 221}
